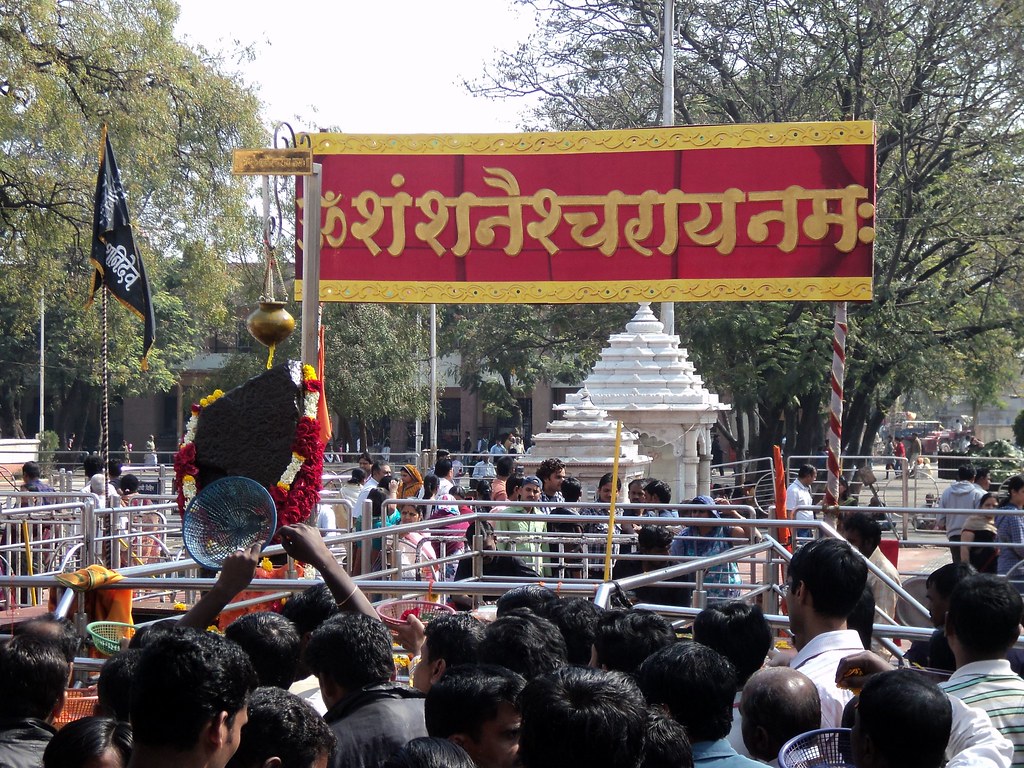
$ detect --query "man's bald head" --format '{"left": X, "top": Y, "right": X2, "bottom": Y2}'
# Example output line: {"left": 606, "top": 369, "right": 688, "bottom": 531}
{"left": 740, "top": 667, "right": 821, "bottom": 761}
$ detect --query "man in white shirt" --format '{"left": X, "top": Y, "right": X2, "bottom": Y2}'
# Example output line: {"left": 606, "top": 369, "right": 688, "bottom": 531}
{"left": 354, "top": 460, "right": 390, "bottom": 524}
{"left": 786, "top": 464, "right": 817, "bottom": 538}
{"left": 785, "top": 537, "right": 868, "bottom": 728}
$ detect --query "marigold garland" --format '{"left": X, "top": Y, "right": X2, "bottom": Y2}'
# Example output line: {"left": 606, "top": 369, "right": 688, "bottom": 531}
{"left": 173, "top": 366, "right": 324, "bottom": 530}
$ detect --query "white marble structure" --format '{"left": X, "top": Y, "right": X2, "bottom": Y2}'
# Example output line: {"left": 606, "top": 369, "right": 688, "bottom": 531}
{"left": 521, "top": 390, "right": 651, "bottom": 501}
{"left": 581, "top": 303, "right": 729, "bottom": 501}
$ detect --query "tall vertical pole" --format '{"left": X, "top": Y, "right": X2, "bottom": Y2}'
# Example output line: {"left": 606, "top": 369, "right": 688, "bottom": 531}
{"left": 660, "top": 0, "right": 676, "bottom": 335}
{"left": 825, "top": 302, "right": 848, "bottom": 511}
{"left": 301, "top": 165, "right": 322, "bottom": 369}
{"left": 429, "top": 304, "right": 438, "bottom": 453}
{"left": 38, "top": 289, "right": 44, "bottom": 437}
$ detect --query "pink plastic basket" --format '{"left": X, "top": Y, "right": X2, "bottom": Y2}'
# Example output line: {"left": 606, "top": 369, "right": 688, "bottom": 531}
{"left": 375, "top": 598, "right": 455, "bottom": 629}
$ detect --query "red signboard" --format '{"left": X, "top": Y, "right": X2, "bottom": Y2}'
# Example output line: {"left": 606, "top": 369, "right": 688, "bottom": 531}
{"left": 296, "top": 121, "right": 875, "bottom": 303}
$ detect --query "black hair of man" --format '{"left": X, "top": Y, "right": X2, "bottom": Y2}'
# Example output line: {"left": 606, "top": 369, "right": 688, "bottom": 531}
{"left": 948, "top": 574, "right": 1024, "bottom": 657}
{"left": 435, "top": 458, "right": 453, "bottom": 478}
{"left": 425, "top": 663, "right": 526, "bottom": 740}
{"left": 224, "top": 611, "right": 301, "bottom": 689}
{"left": 958, "top": 463, "right": 977, "bottom": 481}
{"left": 304, "top": 613, "right": 393, "bottom": 691}
{"left": 22, "top": 460, "right": 41, "bottom": 480}
{"left": 0, "top": 634, "right": 69, "bottom": 721}
{"left": 97, "top": 649, "right": 142, "bottom": 721}
{"left": 636, "top": 525, "right": 674, "bottom": 552}
{"left": 422, "top": 612, "right": 485, "bottom": 669}
{"left": 975, "top": 466, "right": 990, "bottom": 483}
{"left": 130, "top": 628, "right": 257, "bottom": 750}
{"left": 382, "top": 737, "right": 476, "bottom": 768}
{"left": 592, "top": 609, "right": 676, "bottom": 674}
{"left": 478, "top": 609, "right": 568, "bottom": 680}
{"left": 119, "top": 473, "right": 141, "bottom": 494}
{"left": 787, "top": 537, "right": 867, "bottom": 619}
{"left": 561, "top": 476, "right": 583, "bottom": 503}
{"left": 21, "top": 612, "right": 80, "bottom": 663}
{"left": 641, "top": 710, "right": 694, "bottom": 768}
{"left": 465, "top": 518, "right": 495, "bottom": 544}
{"left": 925, "top": 561, "right": 977, "bottom": 597}
{"left": 692, "top": 601, "right": 772, "bottom": 685}
{"left": 495, "top": 455, "right": 515, "bottom": 478}
{"left": 494, "top": 584, "right": 559, "bottom": 617}
{"left": 107, "top": 460, "right": 122, "bottom": 479}
{"left": 43, "top": 716, "right": 132, "bottom": 768}
{"left": 843, "top": 511, "right": 883, "bottom": 554}
{"left": 371, "top": 460, "right": 386, "bottom": 478}
{"left": 854, "top": 669, "right": 951, "bottom": 768}
{"left": 126, "top": 617, "right": 178, "bottom": 649}
{"left": 279, "top": 583, "right": 340, "bottom": 637}
{"left": 544, "top": 598, "right": 603, "bottom": 665}
{"left": 739, "top": 667, "right": 821, "bottom": 763}
{"left": 226, "top": 686, "right": 336, "bottom": 768}
{"left": 637, "top": 642, "right": 737, "bottom": 743}
{"left": 358, "top": 451, "right": 372, "bottom": 463}
{"left": 536, "top": 457, "right": 566, "bottom": 482}
{"left": 83, "top": 453, "right": 103, "bottom": 477}
{"left": 505, "top": 475, "right": 524, "bottom": 499}
{"left": 847, "top": 586, "right": 876, "bottom": 650}
{"left": 797, "top": 464, "right": 817, "bottom": 481}
{"left": 518, "top": 666, "right": 648, "bottom": 768}
{"left": 643, "top": 479, "right": 672, "bottom": 504}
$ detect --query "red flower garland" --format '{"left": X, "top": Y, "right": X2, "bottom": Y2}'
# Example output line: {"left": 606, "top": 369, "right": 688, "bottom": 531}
{"left": 173, "top": 374, "right": 325, "bottom": 532}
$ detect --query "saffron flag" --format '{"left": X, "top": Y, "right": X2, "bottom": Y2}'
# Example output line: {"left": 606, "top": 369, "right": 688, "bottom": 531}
{"left": 88, "top": 125, "right": 156, "bottom": 370}
{"left": 317, "top": 318, "right": 332, "bottom": 445}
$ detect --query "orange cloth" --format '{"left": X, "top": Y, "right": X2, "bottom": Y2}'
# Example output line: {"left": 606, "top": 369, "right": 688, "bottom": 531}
{"left": 398, "top": 465, "right": 423, "bottom": 499}
{"left": 50, "top": 565, "right": 134, "bottom": 657}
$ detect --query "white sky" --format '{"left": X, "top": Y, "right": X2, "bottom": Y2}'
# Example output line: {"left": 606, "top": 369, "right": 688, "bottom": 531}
{"left": 173, "top": 0, "right": 540, "bottom": 135}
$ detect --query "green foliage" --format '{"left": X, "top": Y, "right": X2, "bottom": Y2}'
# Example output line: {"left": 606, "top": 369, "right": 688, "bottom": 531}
{"left": 0, "top": 0, "right": 266, "bottom": 436}
{"left": 1014, "top": 411, "right": 1024, "bottom": 449}
{"left": 443, "top": 303, "right": 635, "bottom": 426}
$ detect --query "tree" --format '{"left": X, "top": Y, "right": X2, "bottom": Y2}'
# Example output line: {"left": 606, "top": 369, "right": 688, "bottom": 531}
{"left": 442, "top": 303, "right": 635, "bottom": 432}
{"left": 0, "top": 0, "right": 266, "bottom": 439}
{"left": 473, "top": 0, "right": 1024, "bottom": 458}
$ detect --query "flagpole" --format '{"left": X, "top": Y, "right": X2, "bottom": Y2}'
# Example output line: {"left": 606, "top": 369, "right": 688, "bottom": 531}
{"left": 99, "top": 286, "right": 110, "bottom": 499}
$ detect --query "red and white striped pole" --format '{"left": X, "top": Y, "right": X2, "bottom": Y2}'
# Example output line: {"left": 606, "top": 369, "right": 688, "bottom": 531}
{"left": 825, "top": 302, "right": 847, "bottom": 509}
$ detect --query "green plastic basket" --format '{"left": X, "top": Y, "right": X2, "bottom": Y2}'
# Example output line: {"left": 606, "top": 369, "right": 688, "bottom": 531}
{"left": 86, "top": 621, "right": 135, "bottom": 656}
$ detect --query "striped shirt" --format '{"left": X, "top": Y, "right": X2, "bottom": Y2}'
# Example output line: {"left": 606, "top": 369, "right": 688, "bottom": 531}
{"left": 942, "top": 659, "right": 1024, "bottom": 767}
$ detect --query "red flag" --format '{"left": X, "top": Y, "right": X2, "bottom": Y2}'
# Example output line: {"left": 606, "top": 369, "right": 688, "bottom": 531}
{"left": 317, "top": 321, "right": 332, "bottom": 444}
{"left": 773, "top": 445, "right": 791, "bottom": 551}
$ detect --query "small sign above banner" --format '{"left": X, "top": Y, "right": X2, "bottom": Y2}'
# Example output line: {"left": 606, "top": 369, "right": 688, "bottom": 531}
{"left": 295, "top": 121, "right": 875, "bottom": 303}
{"left": 233, "top": 148, "right": 313, "bottom": 176}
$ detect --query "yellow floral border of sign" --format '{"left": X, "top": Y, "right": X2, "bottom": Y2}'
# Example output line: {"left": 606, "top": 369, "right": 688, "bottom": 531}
{"left": 295, "top": 277, "right": 872, "bottom": 304}
{"left": 301, "top": 121, "right": 874, "bottom": 156}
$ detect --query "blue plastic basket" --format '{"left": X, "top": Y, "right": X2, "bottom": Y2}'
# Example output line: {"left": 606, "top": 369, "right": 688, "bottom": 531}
{"left": 183, "top": 476, "right": 277, "bottom": 570}
{"left": 778, "top": 728, "right": 855, "bottom": 768}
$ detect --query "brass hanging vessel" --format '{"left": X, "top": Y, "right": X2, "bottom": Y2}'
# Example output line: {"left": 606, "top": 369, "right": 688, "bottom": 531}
{"left": 248, "top": 184, "right": 294, "bottom": 368}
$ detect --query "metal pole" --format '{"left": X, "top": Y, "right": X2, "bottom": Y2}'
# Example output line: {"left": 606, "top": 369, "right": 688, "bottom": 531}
{"left": 301, "top": 164, "right": 322, "bottom": 368}
{"left": 660, "top": 0, "right": 676, "bottom": 335}
{"left": 38, "top": 289, "right": 44, "bottom": 437}
{"left": 429, "top": 303, "right": 438, "bottom": 452}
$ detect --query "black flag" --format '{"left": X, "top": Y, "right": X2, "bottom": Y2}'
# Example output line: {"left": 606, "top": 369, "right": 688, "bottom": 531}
{"left": 88, "top": 125, "right": 156, "bottom": 370}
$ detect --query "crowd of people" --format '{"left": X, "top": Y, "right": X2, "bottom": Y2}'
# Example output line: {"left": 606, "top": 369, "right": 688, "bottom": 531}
{"left": 8, "top": 454, "right": 1024, "bottom": 768}
{"left": 2, "top": 520, "right": 1024, "bottom": 768}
